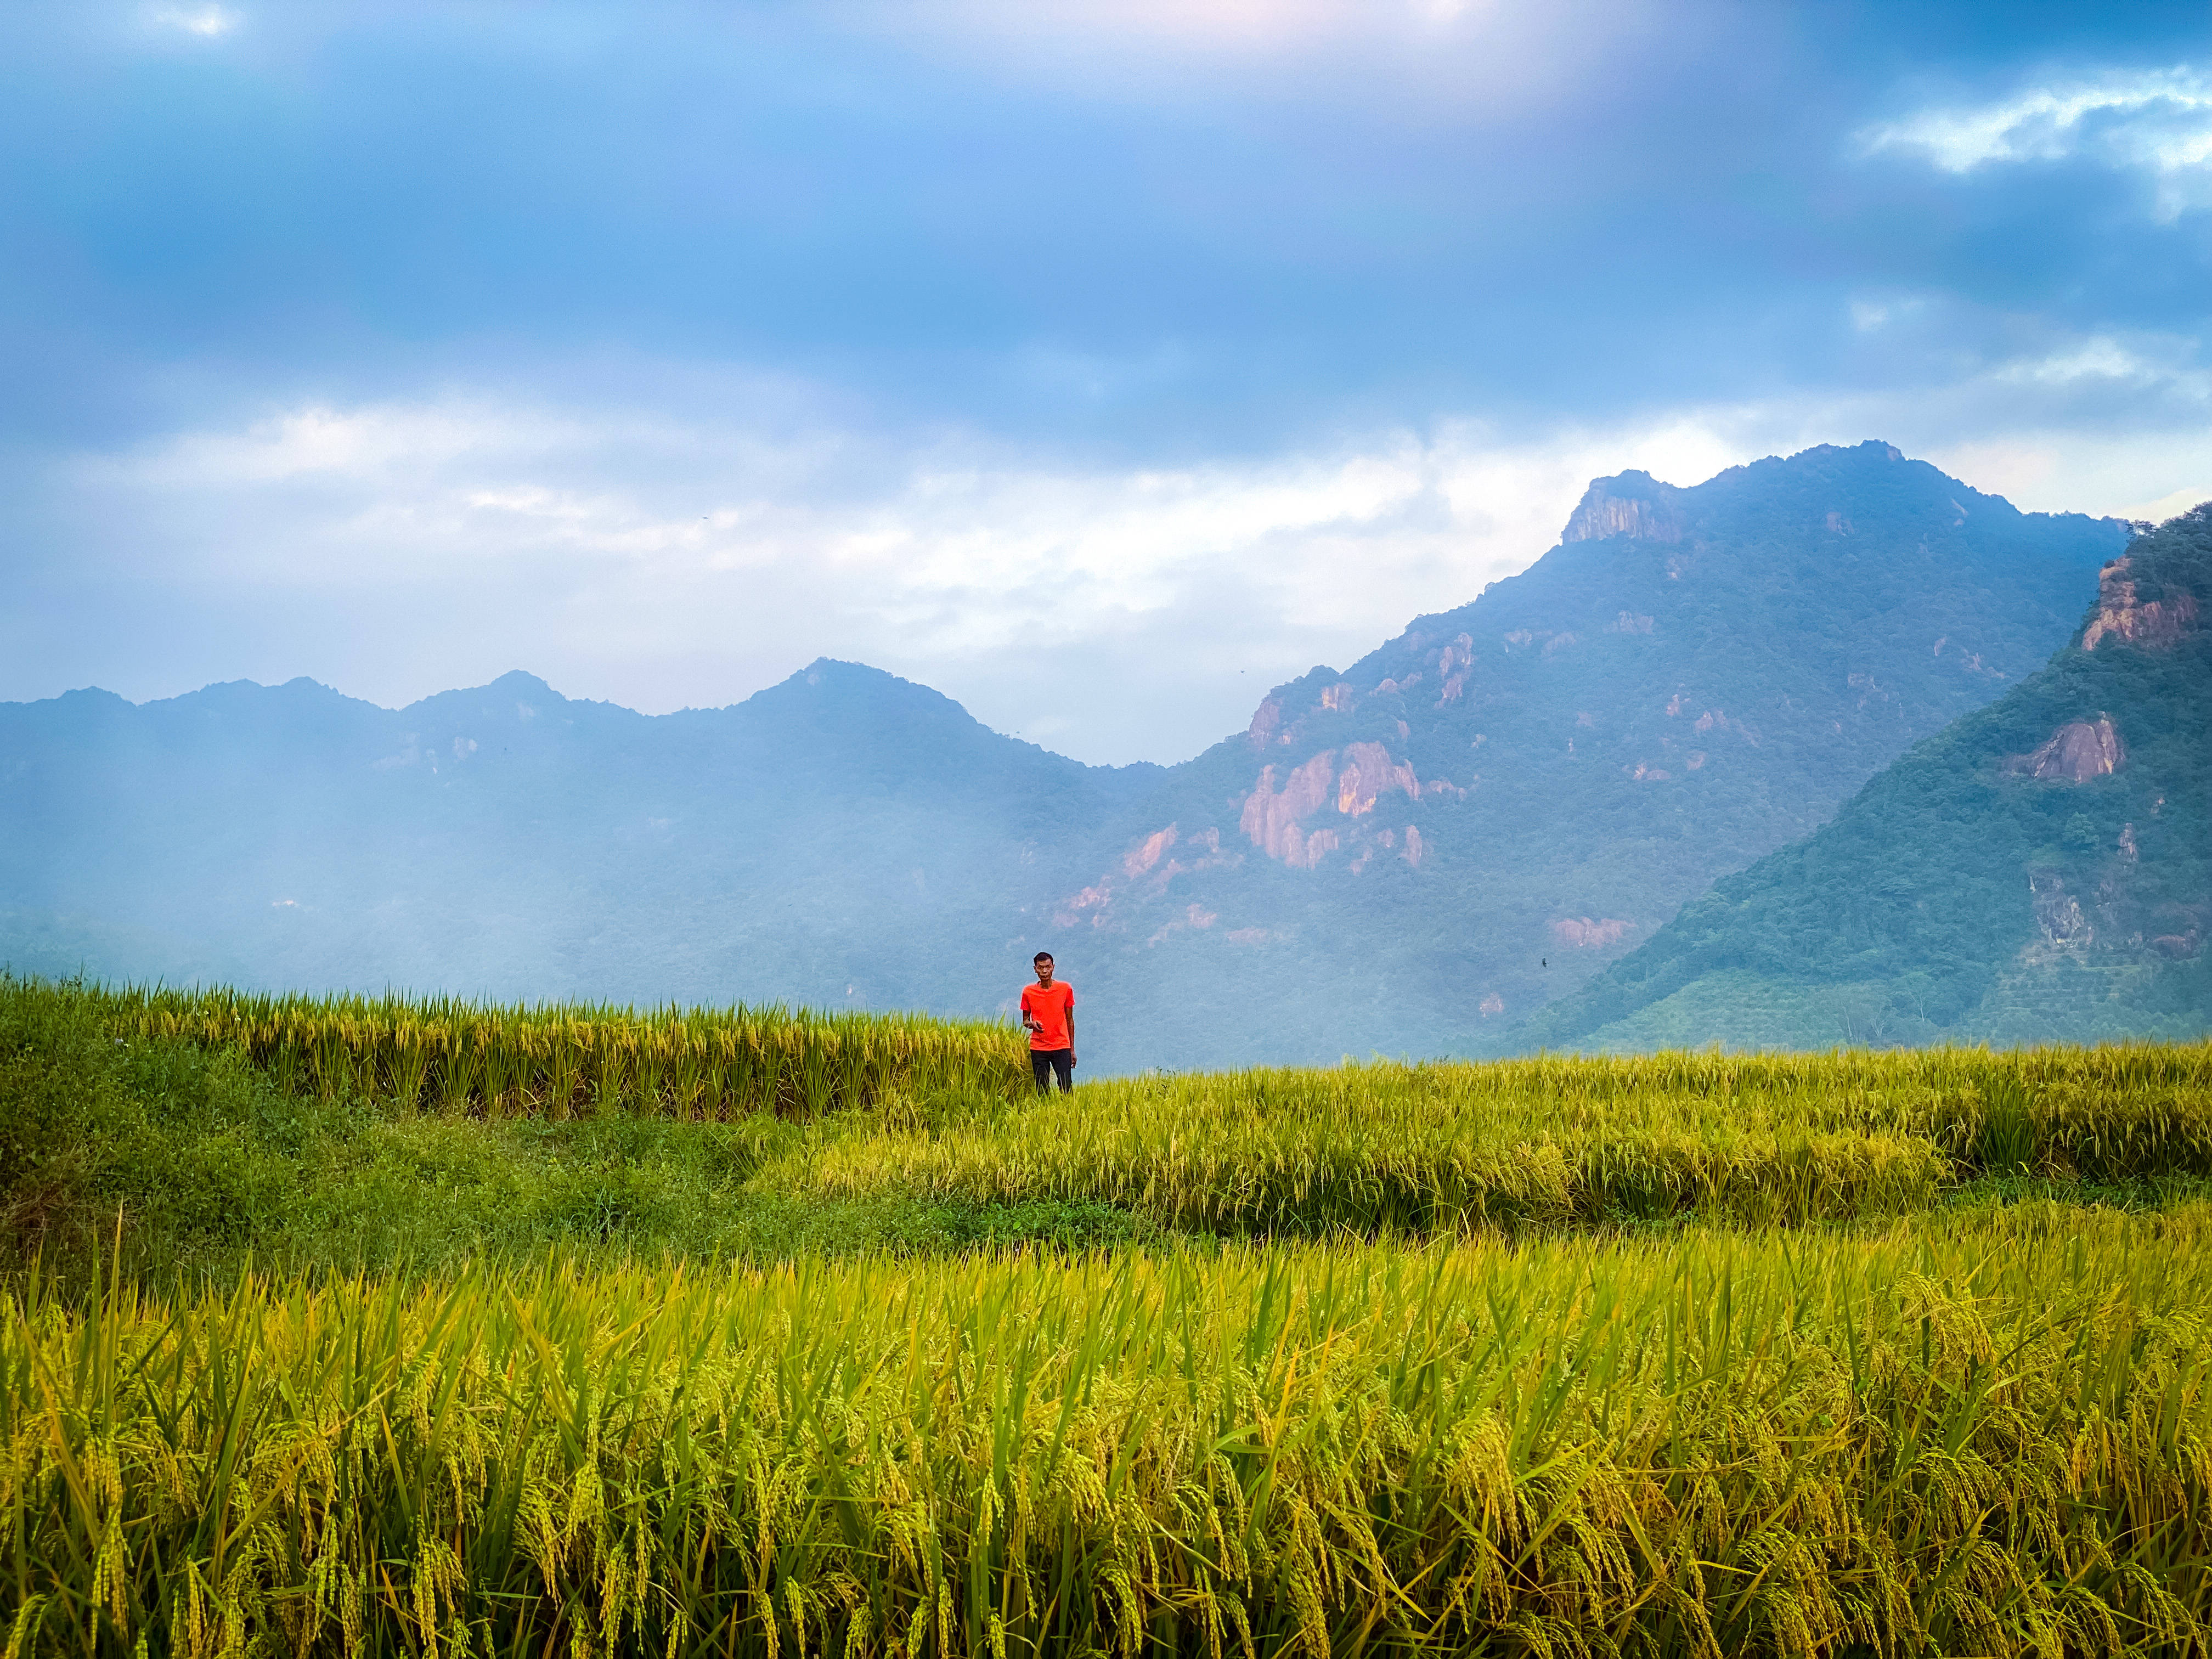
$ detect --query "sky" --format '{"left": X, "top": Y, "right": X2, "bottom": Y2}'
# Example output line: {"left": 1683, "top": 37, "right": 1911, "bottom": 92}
{"left": 3, "top": 1, "right": 2209, "bottom": 764}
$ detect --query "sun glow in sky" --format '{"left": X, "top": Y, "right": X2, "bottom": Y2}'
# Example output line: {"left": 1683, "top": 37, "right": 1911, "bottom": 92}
{"left": 148, "top": 5, "right": 237, "bottom": 37}
{"left": 4, "top": 1, "right": 2210, "bottom": 761}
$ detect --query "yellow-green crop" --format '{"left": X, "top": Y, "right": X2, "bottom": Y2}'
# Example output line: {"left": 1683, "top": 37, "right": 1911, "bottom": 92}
{"left": 7, "top": 1207, "right": 2212, "bottom": 1657}
{"left": 787, "top": 1045, "right": 2212, "bottom": 1232}
{"left": 73, "top": 981, "right": 1029, "bottom": 1119}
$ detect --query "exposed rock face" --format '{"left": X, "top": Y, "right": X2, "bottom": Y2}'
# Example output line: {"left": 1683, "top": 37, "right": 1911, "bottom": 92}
{"left": 1551, "top": 917, "right": 1634, "bottom": 949}
{"left": 1238, "top": 743, "right": 1434, "bottom": 870}
{"left": 1335, "top": 741, "right": 1419, "bottom": 816}
{"left": 1146, "top": 901, "right": 1220, "bottom": 947}
{"left": 2004, "top": 715, "right": 2125, "bottom": 782}
{"left": 1245, "top": 697, "right": 1284, "bottom": 751}
{"left": 2082, "top": 556, "right": 2201, "bottom": 651}
{"left": 2030, "top": 871, "right": 2089, "bottom": 947}
{"left": 1123, "top": 826, "right": 1177, "bottom": 878}
{"left": 1562, "top": 476, "right": 1683, "bottom": 543}
{"left": 1056, "top": 826, "right": 1237, "bottom": 930}
{"left": 1054, "top": 885, "right": 1111, "bottom": 928}
{"left": 1240, "top": 752, "right": 1337, "bottom": 865}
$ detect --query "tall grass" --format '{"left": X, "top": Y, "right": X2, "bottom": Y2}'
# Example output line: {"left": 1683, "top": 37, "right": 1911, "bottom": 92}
{"left": 783, "top": 1047, "right": 2212, "bottom": 1232}
{"left": 33, "top": 981, "right": 2212, "bottom": 1176}
{"left": 17, "top": 978, "right": 2212, "bottom": 1247}
{"left": 7, "top": 1207, "right": 2212, "bottom": 1657}
{"left": 58, "top": 979, "right": 1029, "bottom": 1120}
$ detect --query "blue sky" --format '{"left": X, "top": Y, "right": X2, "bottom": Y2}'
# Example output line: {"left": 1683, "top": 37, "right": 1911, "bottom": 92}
{"left": 4, "top": 1, "right": 2209, "bottom": 761}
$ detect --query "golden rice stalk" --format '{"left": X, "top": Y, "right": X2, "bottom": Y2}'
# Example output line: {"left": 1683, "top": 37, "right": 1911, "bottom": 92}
{"left": 4, "top": 1207, "right": 2211, "bottom": 1655}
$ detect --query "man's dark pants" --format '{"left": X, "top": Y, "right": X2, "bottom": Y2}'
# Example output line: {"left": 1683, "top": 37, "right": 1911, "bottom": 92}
{"left": 1030, "top": 1048, "right": 1074, "bottom": 1093}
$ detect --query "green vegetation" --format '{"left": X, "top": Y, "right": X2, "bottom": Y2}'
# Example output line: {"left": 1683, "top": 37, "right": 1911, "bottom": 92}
{"left": 90, "top": 981, "right": 1028, "bottom": 1119}
{"left": 10, "top": 974, "right": 2212, "bottom": 1653}
{"left": 11, "top": 975, "right": 2212, "bottom": 1283}
{"left": 12, "top": 975, "right": 2212, "bottom": 1284}
{"left": 10, "top": 1212, "right": 2212, "bottom": 1657}
{"left": 0, "top": 975, "right": 1114, "bottom": 1281}
{"left": 1533, "top": 500, "right": 2211, "bottom": 1054}
{"left": 781, "top": 1043, "right": 2212, "bottom": 1234}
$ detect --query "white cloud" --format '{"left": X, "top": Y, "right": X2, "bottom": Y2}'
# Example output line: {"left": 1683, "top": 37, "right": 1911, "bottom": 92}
{"left": 1996, "top": 335, "right": 2184, "bottom": 390}
{"left": 1918, "top": 432, "right": 2212, "bottom": 526}
{"left": 1862, "top": 67, "right": 2212, "bottom": 217}
{"left": 1847, "top": 294, "right": 1930, "bottom": 335}
{"left": 149, "top": 4, "right": 239, "bottom": 37}
{"left": 43, "top": 323, "right": 2212, "bottom": 763}
{"left": 62, "top": 392, "right": 1759, "bottom": 760}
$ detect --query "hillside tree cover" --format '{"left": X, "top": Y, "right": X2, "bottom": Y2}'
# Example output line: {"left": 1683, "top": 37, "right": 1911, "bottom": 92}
{"left": 1530, "top": 501, "right": 2212, "bottom": 1051}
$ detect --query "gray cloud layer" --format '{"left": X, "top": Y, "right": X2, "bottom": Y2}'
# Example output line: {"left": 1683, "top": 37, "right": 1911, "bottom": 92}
{"left": 3, "top": 1, "right": 2207, "bottom": 759}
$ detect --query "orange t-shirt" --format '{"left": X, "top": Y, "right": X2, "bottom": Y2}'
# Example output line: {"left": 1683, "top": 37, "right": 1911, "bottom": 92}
{"left": 1020, "top": 980, "right": 1075, "bottom": 1051}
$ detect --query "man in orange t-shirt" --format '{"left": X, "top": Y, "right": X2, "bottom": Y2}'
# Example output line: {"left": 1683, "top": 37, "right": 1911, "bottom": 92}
{"left": 1019, "top": 952, "right": 1076, "bottom": 1093}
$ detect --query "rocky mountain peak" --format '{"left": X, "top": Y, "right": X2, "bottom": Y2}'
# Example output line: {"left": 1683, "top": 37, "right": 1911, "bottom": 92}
{"left": 1562, "top": 472, "right": 1684, "bottom": 544}
{"left": 2081, "top": 553, "right": 2203, "bottom": 652}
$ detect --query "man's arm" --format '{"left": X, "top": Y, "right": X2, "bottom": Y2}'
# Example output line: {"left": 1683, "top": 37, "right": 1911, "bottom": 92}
{"left": 1065, "top": 1003, "right": 1076, "bottom": 1066}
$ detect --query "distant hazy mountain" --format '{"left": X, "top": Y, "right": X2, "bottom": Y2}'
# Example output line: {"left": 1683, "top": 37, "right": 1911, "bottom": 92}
{"left": 1521, "top": 501, "right": 2212, "bottom": 1053}
{"left": 0, "top": 664, "right": 1159, "bottom": 1019}
{"left": 1, "top": 442, "right": 2131, "bottom": 1070}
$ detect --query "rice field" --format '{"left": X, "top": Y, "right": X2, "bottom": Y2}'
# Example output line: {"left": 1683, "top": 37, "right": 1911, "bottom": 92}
{"left": 78, "top": 983, "right": 1029, "bottom": 1120}
{"left": 66, "top": 987, "right": 2212, "bottom": 1208}
{"left": 786, "top": 1046, "right": 2212, "bottom": 1233}
{"left": 11, "top": 978, "right": 2212, "bottom": 1652}
{"left": 7, "top": 1207, "right": 2212, "bottom": 1658}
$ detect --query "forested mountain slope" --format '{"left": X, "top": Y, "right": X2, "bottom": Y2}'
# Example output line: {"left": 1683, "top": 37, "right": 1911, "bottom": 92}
{"left": 1063, "top": 442, "right": 2126, "bottom": 1065}
{"left": 1524, "top": 503, "right": 2212, "bottom": 1052}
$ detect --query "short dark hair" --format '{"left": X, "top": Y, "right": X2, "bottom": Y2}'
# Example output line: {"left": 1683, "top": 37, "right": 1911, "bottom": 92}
{"left": 1033, "top": 951, "right": 1054, "bottom": 964}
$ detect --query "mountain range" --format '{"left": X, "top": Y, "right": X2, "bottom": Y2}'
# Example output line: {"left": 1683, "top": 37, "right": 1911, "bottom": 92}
{"left": 7, "top": 440, "right": 2200, "bottom": 1070}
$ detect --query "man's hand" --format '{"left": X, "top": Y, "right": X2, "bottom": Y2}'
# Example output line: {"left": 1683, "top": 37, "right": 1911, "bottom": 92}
{"left": 1068, "top": 1052, "right": 1077, "bottom": 1068}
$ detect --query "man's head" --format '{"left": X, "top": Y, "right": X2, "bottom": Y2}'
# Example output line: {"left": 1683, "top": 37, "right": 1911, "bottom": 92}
{"left": 1032, "top": 952, "right": 1056, "bottom": 985}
